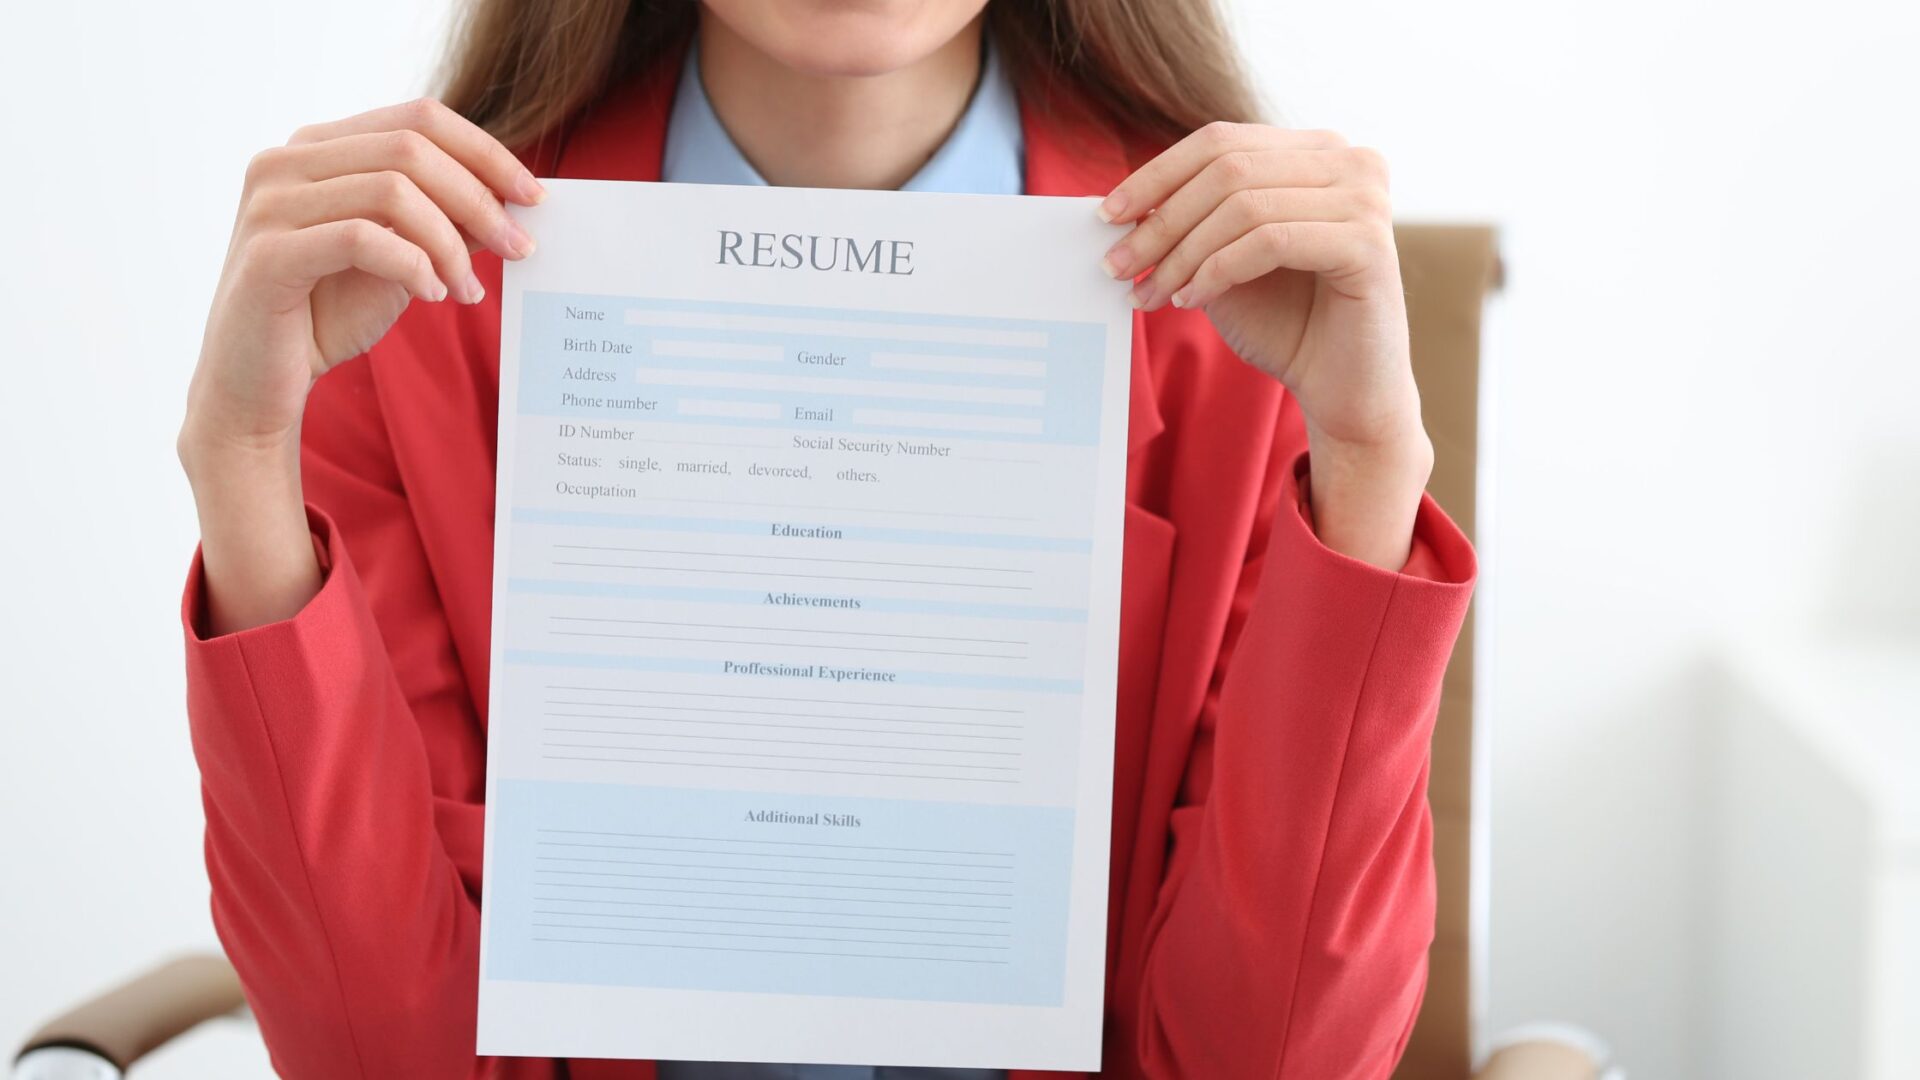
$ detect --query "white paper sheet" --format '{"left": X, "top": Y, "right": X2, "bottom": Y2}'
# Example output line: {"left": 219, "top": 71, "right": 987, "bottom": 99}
{"left": 478, "top": 179, "right": 1132, "bottom": 1070}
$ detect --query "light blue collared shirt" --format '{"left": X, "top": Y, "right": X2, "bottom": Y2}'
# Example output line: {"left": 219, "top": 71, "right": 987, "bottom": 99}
{"left": 653, "top": 37, "right": 1019, "bottom": 1080}
{"left": 661, "top": 40, "right": 1023, "bottom": 197}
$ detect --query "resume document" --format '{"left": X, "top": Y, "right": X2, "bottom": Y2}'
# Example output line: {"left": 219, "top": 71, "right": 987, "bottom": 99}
{"left": 478, "top": 179, "right": 1132, "bottom": 1069}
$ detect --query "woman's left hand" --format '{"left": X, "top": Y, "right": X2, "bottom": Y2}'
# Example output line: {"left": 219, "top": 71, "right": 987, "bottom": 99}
{"left": 1098, "top": 122, "right": 1433, "bottom": 569}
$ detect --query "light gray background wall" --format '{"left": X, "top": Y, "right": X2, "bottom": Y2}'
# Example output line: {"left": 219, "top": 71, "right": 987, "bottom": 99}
{"left": 3, "top": 3, "right": 1915, "bottom": 1077}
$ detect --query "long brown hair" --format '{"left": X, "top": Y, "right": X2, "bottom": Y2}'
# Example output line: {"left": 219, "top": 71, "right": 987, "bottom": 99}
{"left": 439, "top": 0, "right": 1260, "bottom": 155}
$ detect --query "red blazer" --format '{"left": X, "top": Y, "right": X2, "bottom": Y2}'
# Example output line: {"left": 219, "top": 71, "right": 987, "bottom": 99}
{"left": 182, "top": 59, "right": 1476, "bottom": 1080}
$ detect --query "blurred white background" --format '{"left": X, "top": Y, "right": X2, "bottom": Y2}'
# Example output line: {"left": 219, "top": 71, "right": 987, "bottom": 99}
{"left": 1, "top": 2, "right": 1915, "bottom": 1077}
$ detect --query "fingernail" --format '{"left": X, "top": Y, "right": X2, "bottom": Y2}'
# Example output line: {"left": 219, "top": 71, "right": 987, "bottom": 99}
{"left": 1097, "top": 192, "right": 1127, "bottom": 223}
{"left": 1101, "top": 245, "right": 1131, "bottom": 279}
{"left": 1170, "top": 287, "right": 1193, "bottom": 309}
{"left": 461, "top": 273, "right": 486, "bottom": 304}
{"left": 426, "top": 278, "right": 448, "bottom": 303}
{"left": 517, "top": 172, "right": 547, "bottom": 205}
{"left": 1127, "top": 283, "right": 1151, "bottom": 309}
{"left": 501, "top": 218, "right": 536, "bottom": 259}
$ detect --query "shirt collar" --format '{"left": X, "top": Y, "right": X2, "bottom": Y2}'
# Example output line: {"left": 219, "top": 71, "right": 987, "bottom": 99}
{"left": 660, "top": 38, "right": 1025, "bottom": 196}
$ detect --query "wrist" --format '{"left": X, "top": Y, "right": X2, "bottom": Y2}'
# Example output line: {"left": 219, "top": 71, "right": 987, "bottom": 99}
{"left": 178, "top": 418, "right": 321, "bottom": 636}
{"left": 177, "top": 414, "right": 300, "bottom": 489}
{"left": 1310, "top": 424, "right": 1434, "bottom": 487}
{"left": 1305, "top": 425, "right": 1433, "bottom": 571}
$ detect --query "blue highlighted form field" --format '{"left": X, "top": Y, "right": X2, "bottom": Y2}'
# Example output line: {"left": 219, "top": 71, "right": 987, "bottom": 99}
{"left": 506, "top": 577, "right": 1089, "bottom": 623}
{"left": 502, "top": 650, "right": 1083, "bottom": 694}
{"left": 510, "top": 507, "right": 1093, "bottom": 553}
{"left": 485, "top": 780, "right": 1076, "bottom": 1005}
{"left": 519, "top": 292, "right": 1108, "bottom": 446}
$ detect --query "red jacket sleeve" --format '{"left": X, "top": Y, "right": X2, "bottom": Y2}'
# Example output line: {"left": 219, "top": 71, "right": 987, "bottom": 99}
{"left": 180, "top": 361, "right": 511, "bottom": 1080}
{"left": 1133, "top": 409, "right": 1476, "bottom": 1079}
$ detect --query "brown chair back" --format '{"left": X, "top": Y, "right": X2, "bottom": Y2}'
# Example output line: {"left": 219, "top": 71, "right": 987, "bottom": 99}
{"left": 1389, "top": 224, "right": 1501, "bottom": 1080}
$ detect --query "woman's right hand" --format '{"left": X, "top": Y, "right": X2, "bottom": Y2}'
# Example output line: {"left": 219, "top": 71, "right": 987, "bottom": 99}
{"left": 179, "top": 99, "right": 544, "bottom": 635}
{"left": 182, "top": 98, "right": 544, "bottom": 459}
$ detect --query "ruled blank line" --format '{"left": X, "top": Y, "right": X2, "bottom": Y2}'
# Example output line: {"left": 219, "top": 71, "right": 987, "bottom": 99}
{"left": 651, "top": 339, "right": 782, "bottom": 362}
{"left": 529, "top": 911, "right": 1012, "bottom": 937}
{"left": 535, "top": 869, "right": 1011, "bottom": 896}
{"left": 549, "top": 616, "right": 1028, "bottom": 646}
{"left": 532, "top": 937, "right": 1008, "bottom": 964}
{"left": 543, "top": 718, "right": 1020, "bottom": 742}
{"left": 535, "top": 828, "right": 1014, "bottom": 858}
{"left": 535, "top": 841, "right": 1012, "bottom": 867}
{"left": 869, "top": 351, "right": 1046, "bottom": 378}
{"left": 534, "top": 855, "right": 1013, "bottom": 883}
{"left": 552, "top": 545, "right": 1034, "bottom": 575}
{"left": 851, "top": 408, "right": 1041, "bottom": 435}
{"left": 538, "top": 728, "right": 1021, "bottom": 756}
{"left": 543, "top": 753, "right": 1018, "bottom": 783}
{"left": 544, "top": 686, "right": 1021, "bottom": 715}
{"left": 540, "top": 742, "right": 1018, "bottom": 771}
{"left": 550, "top": 561, "right": 1033, "bottom": 590}
{"left": 622, "top": 306, "right": 1047, "bottom": 349}
{"left": 632, "top": 368, "right": 1044, "bottom": 407}
{"left": 534, "top": 882, "right": 1011, "bottom": 909}
{"left": 531, "top": 922, "right": 1009, "bottom": 950}
{"left": 679, "top": 399, "right": 781, "bottom": 420}
{"left": 530, "top": 896, "right": 1012, "bottom": 922}
{"left": 542, "top": 699, "right": 1021, "bottom": 729}
{"left": 630, "top": 438, "right": 786, "bottom": 450}
{"left": 546, "top": 629, "right": 1024, "bottom": 660}
{"left": 629, "top": 495, "right": 1035, "bottom": 522}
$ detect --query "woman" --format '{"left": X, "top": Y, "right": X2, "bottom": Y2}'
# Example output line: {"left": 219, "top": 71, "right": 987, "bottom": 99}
{"left": 178, "top": 0, "right": 1475, "bottom": 1077}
